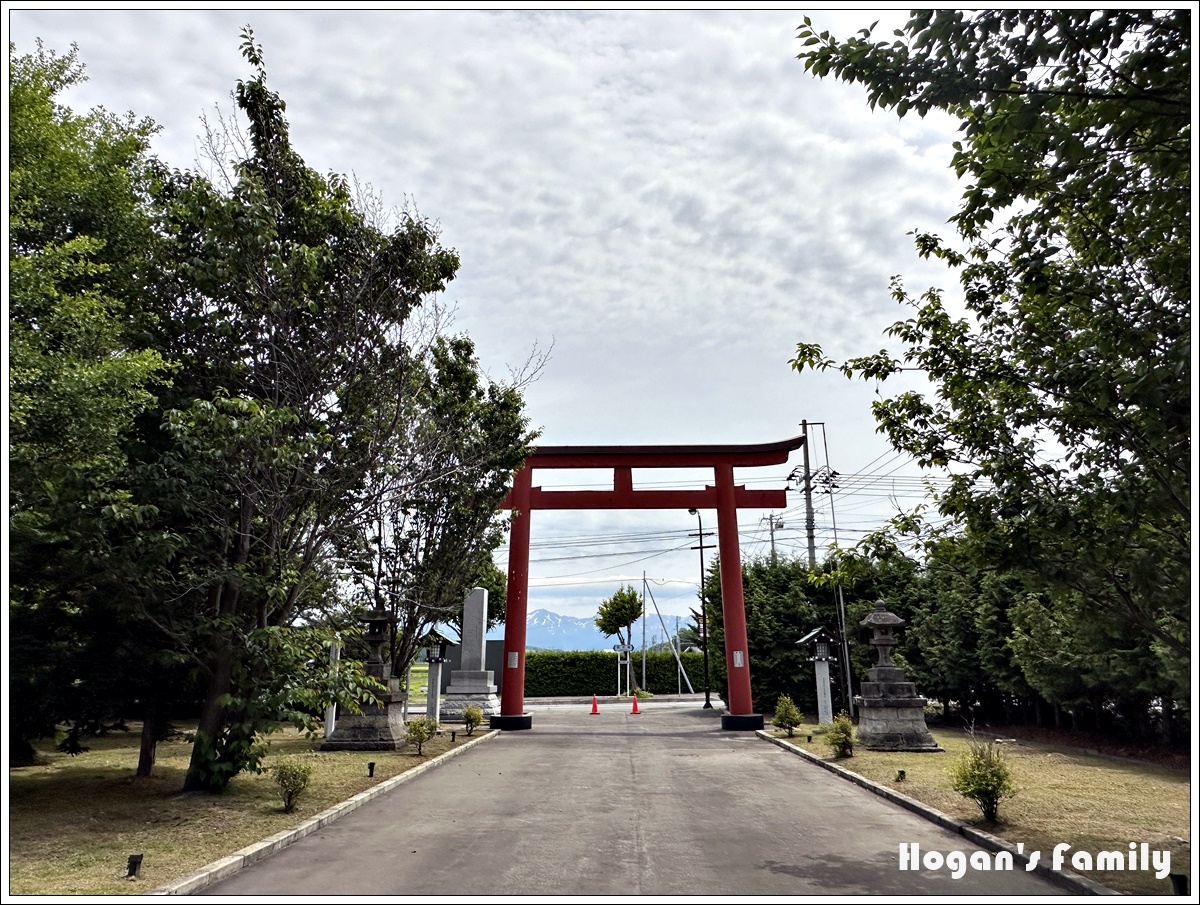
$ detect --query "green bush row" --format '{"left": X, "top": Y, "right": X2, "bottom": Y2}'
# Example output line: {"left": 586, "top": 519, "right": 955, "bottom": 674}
{"left": 524, "top": 650, "right": 706, "bottom": 696}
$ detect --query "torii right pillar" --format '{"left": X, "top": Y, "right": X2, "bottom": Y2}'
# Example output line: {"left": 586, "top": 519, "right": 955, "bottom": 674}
{"left": 714, "top": 461, "right": 759, "bottom": 729}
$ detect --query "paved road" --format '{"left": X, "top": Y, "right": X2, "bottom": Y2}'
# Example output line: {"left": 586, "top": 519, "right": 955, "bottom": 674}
{"left": 202, "top": 702, "right": 1065, "bottom": 896}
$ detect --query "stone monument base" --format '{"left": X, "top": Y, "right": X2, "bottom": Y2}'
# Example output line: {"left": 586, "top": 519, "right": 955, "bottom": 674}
{"left": 855, "top": 667, "right": 941, "bottom": 752}
{"left": 441, "top": 692, "right": 501, "bottom": 721}
{"left": 321, "top": 697, "right": 408, "bottom": 751}
{"left": 440, "top": 669, "right": 500, "bottom": 721}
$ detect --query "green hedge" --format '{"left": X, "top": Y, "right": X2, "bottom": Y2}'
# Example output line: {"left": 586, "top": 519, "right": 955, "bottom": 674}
{"left": 524, "top": 650, "right": 706, "bottom": 697}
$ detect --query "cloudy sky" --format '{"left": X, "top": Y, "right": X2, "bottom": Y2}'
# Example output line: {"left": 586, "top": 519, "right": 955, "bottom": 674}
{"left": 7, "top": 9, "right": 969, "bottom": 625}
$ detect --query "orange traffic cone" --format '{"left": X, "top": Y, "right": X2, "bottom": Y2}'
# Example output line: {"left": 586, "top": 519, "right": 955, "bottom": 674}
{"left": 590, "top": 694, "right": 599, "bottom": 715}
{"left": 631, "top": 695, "right": 640, "bottom": 715}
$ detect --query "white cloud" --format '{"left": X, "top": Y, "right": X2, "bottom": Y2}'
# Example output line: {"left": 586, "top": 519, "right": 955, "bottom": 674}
{"left": 7, "top": 9, "right": 967, "bottom": 619}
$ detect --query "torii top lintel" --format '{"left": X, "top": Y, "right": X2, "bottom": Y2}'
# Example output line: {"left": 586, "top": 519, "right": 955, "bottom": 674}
{"left": 501, "top": 434, "right": 805, "bottom": 512}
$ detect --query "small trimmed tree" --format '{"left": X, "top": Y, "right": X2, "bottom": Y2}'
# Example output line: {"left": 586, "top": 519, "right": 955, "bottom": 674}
{"left": 271, "top": 756, "right": 314, "bottom": 813}
{"left": 462, "top": 705, "right": 483, "bottom": 736}
{"left": 772, "top": 695, "right": 802, "bottom": 737}
{"left": 595, "top": 585, "right": 643, "bottom": 647}
{"left": 596, "top": 585, "right": 644, "bottom": 695}
{"left": 406, "top": 717, "right": 437, "bottom": 756}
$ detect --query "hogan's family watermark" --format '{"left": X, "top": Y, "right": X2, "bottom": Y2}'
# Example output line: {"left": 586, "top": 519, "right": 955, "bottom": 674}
{"left": 899, "top": 842, "right": 1171, "bottom": 880}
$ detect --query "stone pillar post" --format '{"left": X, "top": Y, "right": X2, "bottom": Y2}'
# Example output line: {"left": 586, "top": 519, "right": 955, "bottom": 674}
{"left": 443, "top": 587, "right": 501, "bottom": 720}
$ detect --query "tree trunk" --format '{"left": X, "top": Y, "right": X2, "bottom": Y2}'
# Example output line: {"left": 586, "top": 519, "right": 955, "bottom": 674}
{"left": 137, "top": 706, "right": 158, "bottom": 777}
{"left": 183, "top": 630, "right": 235, "bottom": 792}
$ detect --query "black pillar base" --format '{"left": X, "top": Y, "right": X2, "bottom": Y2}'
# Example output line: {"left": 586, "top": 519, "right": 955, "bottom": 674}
{"left": 722, "top": 713, "right": 764, "bottom": 731}
{"left": 490, "top": 713, "right": 533, "bottom": 731}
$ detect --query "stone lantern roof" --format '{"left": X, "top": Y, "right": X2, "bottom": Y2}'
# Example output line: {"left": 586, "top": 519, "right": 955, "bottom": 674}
{"left": 859, "top": 600, "right": 904, "bottom": 630}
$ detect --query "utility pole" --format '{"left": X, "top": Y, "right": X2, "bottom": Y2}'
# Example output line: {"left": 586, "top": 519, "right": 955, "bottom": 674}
{"left": 793, "top": 421, "right": 855, "bottom": 717}
{"left": 688, "top": 508, "right": 716, "bottom": 709}
{"left": 761, "top": 513, "right": 784, "bottom": 560}
{"left": 801, "top": 420, "right": 817, "bottom": 568}
{"left": 641, "top": 572, "right": 647, "bottom": 692}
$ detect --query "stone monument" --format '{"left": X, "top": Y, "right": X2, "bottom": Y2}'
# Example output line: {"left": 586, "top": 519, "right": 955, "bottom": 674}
{"left": 322, "top": 609, "right": 407, "bottom": 750}
{"left": 441, "top": 587, "right": 501, "bottom": 721}
{"left": 855, "top": 600, "right": 941, "bottom": 751}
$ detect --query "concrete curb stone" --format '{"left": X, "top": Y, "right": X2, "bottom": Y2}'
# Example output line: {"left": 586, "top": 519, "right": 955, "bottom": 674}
{"left": 756, "top": 730, "right": 1119, "bottom": 896}
{"left": 150, "top": 730, "right": 501, "bottom": 896}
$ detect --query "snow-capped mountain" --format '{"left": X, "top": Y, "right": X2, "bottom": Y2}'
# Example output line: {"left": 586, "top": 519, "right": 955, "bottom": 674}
{"left": 486, "top": 609, "right": 668, "bottom": 651}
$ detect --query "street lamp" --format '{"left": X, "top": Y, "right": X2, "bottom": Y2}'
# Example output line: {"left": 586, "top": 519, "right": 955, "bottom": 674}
{"left": 688, "top": 507, "right": 713, "bottom": 709}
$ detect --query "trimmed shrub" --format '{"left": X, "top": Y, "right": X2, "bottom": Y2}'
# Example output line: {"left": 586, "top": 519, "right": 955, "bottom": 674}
{"left": 463, "top": 705, "right": 484, "bottom": 736}
{"left": 772, "top": 694, "right": 802, "bottom": 737}
{"left": 950, "top": 736, "right": 1016, "bottom": 822}
{"left": 406, "top": 717, "right": 437, "bottom": 756}
{"left": 271, "top": 755, "right": 314, "bottom": 813}
{"left": 822, "top": 710, "right": 855, "bottom": 757}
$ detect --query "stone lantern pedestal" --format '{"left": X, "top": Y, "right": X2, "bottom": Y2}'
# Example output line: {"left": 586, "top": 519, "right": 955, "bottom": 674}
{"left": 322, "top": 610, "right": 407, "bottom": 751}
{"left": 855, "top": 601, "right": 941, "bottom": 752}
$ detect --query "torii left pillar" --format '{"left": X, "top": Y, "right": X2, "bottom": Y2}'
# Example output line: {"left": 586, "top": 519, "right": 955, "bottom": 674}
{"left": 496, "top": 464, "right": 535, "bottom": 730}
{"left": 490, "top": 435, "right": 805, "bottom": 732}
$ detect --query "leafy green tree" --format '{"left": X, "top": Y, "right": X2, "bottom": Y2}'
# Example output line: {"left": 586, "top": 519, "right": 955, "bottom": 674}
{"left": 595, "top": 585, "right": 644, "bottom": 646}
{"left": 792, "top": 12, "right": 1189, "bottom": 692}
{"left": 347, "top": 334, "right": 535, "bottom": 679}
{"left": 8, "top": 41, "right": 172, "bottom": 763}
{"left": 703, "top": 553, "right": 880, "bottom": 714}
{"left": 132, "top": 30, "right": 497, "bottom": 791}
{"left": 902, "top": 539, "right": 1035, "bottom": 725}
{"left": 8, "top": 31, "right": 533, "bottom": 784}
{"left": 8, "top": 42, "right": 168, "bottom": 490}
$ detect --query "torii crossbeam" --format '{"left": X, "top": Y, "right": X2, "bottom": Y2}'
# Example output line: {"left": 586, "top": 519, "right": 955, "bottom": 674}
{"left": 493, "top": 434, "right": 806, "bottom": 731}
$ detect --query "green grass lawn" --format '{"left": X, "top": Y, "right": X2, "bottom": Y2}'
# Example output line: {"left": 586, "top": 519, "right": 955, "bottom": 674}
{"left": 771, "top": 720, "right": 1189, "bottom": 896}
{"left": 8, "top": 723, "right": 466, "bottom": 895}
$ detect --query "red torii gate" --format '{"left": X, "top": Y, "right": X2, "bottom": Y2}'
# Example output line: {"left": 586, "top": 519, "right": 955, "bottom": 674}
{"left": 492, "top": 434, "right": 806, "bottom": 731}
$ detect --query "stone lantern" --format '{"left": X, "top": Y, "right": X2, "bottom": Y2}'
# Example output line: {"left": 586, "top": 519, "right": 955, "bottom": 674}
{"left": 322, "top": 609, "right": 407, "bottom": 750}
{"left": 855, "top": 600, "right": 940, "bottom": 751}
{"left": 796, "top": 627, "right": 837, "bottom": 725}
